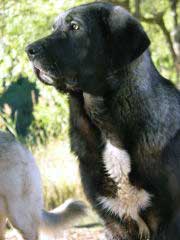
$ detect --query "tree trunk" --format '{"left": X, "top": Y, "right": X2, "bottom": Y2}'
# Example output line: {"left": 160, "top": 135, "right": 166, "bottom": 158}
{"left": 169, "top": 0, "right": 178, "bottom": 28}
{"left": 134, "top": 0, "right": 141, "bottom": 18}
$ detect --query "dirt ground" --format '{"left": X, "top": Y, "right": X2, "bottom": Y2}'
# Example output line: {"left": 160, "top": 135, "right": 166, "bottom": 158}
{"left": 6, "top": 226, "right": 105, "bottom": 240}
{"left": 57, "top": 227, "right": 105, "bottom": 240}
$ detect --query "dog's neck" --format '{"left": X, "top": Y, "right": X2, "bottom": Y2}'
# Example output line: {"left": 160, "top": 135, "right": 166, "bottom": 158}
{"left": 103, "top": 51, "right": 163, "bottom": 145}
{"left": 106, "top": 50, "right": 161, "bottom": 94}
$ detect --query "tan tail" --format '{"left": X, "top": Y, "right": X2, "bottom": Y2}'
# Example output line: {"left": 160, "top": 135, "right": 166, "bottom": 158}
{"left": 40, "top": 199, "right": 86, "bottom": 237}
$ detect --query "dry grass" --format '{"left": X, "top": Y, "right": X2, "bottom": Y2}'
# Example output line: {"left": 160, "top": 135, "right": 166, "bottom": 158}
{"left": 33, "top": 138, "right": 101, "bottom": 224}
{"left": 33, "top": 139, "right": 99, "bottom": 221}
{"left": 33, "top": 138, "right": 84, "bottom": 209}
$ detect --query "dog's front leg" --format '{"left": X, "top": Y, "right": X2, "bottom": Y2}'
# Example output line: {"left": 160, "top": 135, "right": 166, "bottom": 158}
{"left": 69, "top": 93, "right": 107, "bottom": 204}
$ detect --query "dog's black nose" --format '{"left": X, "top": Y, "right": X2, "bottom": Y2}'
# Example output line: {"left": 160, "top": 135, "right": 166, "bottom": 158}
{"left": 25, "top": 43, "right": 43, "bottom": 59}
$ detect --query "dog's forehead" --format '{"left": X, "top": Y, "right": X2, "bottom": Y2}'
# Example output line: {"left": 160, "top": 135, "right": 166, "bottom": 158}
{"left": 54, "top": 2, "right": 114, "bottom": 27}
{"left": 54, "top": 11, "right": 69, "bottom": 27}
{"left": 54, "top": 9, "right": 83, "bottom": 28}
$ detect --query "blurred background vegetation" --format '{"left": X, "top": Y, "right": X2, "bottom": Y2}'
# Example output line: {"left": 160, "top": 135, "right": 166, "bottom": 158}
{"left": 0, "top": 0, "right": 179, "bottom": 213}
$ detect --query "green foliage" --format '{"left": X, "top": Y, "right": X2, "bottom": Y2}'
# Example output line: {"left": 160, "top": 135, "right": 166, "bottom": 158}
{"left": 0, "top": 0, "right": 71, "bottom": 143}
{"left": 139, "top": 0, "right": 178, "bottom": 81}
{"left": 0, "top": 109, "right": 18, "bottom": 137}
{"left": 28, "top": 89, "right": 69, "bottom": 146}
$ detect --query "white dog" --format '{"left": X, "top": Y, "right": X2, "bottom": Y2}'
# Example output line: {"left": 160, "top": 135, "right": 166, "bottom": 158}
{"left": 0, "top": 131, "right": 86, "bottom": 240}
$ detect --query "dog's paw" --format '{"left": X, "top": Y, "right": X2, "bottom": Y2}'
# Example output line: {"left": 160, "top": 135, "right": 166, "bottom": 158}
{"left": 138, "top": 217, "right": 150, "bottom": 240}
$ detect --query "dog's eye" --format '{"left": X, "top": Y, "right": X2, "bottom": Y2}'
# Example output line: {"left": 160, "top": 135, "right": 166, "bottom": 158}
{"left": 70, "top": 21, "right": 79, "bottom": 31}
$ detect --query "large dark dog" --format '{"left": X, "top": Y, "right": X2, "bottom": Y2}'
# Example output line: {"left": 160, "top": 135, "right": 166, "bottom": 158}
{"left": 26, "top": 2, "right": 180, "bottom": 240}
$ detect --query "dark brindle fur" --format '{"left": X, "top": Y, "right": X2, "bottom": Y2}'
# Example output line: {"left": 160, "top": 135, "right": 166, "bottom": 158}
{"left": 26, "top": 2, "right": 180, "bottom": 239}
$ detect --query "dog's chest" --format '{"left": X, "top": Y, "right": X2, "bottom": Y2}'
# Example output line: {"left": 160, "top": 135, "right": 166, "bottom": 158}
{"left": 99, "top": 141, "right": 151, "bottom": 219}
{"left": 100, "top": 141, "right": 151, "bottom": 237}
{"left": 83, "top": 94, "right": 151, "bottom": 233}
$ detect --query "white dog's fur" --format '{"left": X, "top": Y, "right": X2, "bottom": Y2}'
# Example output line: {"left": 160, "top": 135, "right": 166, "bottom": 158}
{"left": 0, "top": 131, "right": 86, "bottom": 240}
{"left": 99, "top": 140, "right": 151, "bottom": 237}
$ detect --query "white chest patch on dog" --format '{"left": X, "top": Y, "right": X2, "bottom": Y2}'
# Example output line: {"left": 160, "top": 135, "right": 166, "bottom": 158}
{"left": 98, "top": 140, "right": 151, "bottom": 237}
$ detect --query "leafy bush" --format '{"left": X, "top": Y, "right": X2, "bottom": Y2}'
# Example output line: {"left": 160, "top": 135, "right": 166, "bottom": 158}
{"left": 28, "top": 88, "right": 69, "bottom": 146}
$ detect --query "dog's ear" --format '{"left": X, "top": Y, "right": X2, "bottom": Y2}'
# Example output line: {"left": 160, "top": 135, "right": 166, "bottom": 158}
{"left": 108, "top": 6, "right": 150, "bottom": 68}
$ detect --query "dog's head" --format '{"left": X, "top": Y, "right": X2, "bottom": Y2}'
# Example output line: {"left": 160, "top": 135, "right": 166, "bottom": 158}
{"left": 26, "top": 2, "right": 150, "bottom": 96}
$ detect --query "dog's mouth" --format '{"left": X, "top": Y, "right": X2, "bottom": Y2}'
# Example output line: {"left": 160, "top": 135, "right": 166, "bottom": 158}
{"left": 32, "top": 64, "right": 81, "bottom": 93}
{"left": 33, "top": 65, "right": 55, "bottom": 86}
